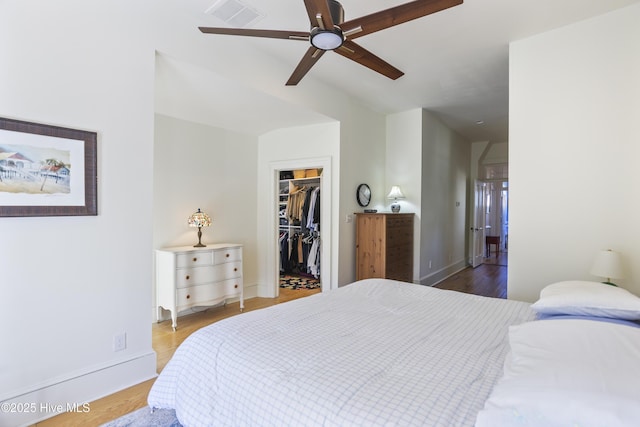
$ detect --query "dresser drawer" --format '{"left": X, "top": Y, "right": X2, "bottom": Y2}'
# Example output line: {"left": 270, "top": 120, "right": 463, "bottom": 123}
{"left": 176, "top": 261, "right": 242, "bottom": 288}
{"left": 386, "top": 215, "right": 413, "bottom": 229}
{"left": 214, "top": 248, "right": 242, "bottom": 263}
{"left": 176, "top": 252, "right": 214, "bottom": 268}
{"left": 176, "top": 279, "right": 242, "bottom": 307}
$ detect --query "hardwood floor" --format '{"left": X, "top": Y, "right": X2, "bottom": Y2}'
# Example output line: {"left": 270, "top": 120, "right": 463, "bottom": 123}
{"left": 435, "top": 252, "right": 508, "bottom": 298}
{"left": 33, "top": 257, "right": 505, "bottom": 427}
{"left": 33, "top": 287, "right": 320, "bottom": 427}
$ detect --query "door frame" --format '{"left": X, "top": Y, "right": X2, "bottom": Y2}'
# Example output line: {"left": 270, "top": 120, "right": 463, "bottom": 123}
{"left": 268, "top": 156, "right": 332, "bottom": 298}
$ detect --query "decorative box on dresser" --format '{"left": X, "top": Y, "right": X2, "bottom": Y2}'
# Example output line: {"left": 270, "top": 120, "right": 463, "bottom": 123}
{"left": 355, "top": 213, "right": 414, "bottom": 282}
{"left": 156, "top": 243, "right": 243, "bottom": 331}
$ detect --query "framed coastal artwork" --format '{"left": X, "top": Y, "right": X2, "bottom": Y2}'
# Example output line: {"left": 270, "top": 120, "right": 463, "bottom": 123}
{"left": 0, "top": 117, "right": 97, "bottom": 217}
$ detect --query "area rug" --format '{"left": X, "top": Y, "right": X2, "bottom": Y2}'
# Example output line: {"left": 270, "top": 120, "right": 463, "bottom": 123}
{"left": 279, "top": 274, "right": 320, "bottom": 290}
{"left": 99, "top": 406, "right": 181, "bottom": 427}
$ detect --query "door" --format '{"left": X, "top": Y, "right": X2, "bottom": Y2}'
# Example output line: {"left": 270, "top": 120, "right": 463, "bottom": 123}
{"left": 470, "top": 181, "right": 487, "bottom": 268}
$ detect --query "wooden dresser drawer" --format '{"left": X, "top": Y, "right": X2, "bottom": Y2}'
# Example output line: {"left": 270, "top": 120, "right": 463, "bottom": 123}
{"left": 386, "top": 215, "right": 413, "bottom": 228}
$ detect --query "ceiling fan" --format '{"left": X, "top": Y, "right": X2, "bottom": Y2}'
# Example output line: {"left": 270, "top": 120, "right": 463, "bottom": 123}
{"left": 199, "top": 0, "right": 463, "bottom": 86}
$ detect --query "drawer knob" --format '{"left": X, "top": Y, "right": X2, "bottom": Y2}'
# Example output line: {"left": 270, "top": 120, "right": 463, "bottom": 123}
{"left": 234, "top": 267, "right": 238, "bottom": 272}
{"left": 225, "top": 253, "right": 230, "bottom": 258}
{"left": 234, "top": 284, "right": 238, "bottom": 289}
{"left": 193, "top": 257, "right": 197, "bottom": 262}
{"left": 185, "top": 275, "right": 190, "bottom": 280}
{"left": 186, "top": 294, "right": 190, "bottom": 299}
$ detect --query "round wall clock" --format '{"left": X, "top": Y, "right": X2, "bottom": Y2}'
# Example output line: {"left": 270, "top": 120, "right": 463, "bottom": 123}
{"left": 356, "top": 183, "right": 371, "bottom": 207}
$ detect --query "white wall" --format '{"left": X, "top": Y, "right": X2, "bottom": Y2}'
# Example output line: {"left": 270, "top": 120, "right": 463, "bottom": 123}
{"left": 337, "top": 106, "right": 387, "bottom": 285}
{"left": 153, "top": 115, "right": 259, "bottom": 317}
{"left": 483, "top": 142, "right": 508, "bottom": 165}
{"left": 386, "top": 109, "right": 470, "bottom": 285}
{"left": 0, "top": 1, "right": 156, "bottom": 425}
{"left": 509, "top": 3, "right": 640, "bottom": 302}
{"left": 386, "top": 110, "right": 423, "bottom": 282}
{"left": 420, "top": 110, "right": 470, "bottom": 285}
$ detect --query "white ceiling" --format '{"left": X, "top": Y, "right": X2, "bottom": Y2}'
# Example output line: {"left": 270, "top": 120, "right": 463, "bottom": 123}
{"left": 156, "top": 0, "right": 640, "bottom": 141}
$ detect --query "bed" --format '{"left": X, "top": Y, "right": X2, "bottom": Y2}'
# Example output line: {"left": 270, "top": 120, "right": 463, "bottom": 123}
{"left": 148, "top": 278, "right": 640, "bottom": 427}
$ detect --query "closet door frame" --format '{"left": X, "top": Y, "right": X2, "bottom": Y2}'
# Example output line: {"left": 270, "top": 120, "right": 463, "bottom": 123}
{"left": 268, "top": 156, "right": 332, "bottom": 297}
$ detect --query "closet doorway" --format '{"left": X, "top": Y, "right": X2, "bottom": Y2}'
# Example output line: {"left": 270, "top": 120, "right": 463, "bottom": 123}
{"left": 268, "top": 157, "right": 332, "bottom": 298}
{"left": 278, "top": 168, "right": 322, "bottom": 297}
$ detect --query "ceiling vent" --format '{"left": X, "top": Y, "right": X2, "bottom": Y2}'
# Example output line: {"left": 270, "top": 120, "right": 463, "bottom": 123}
{"left": 205, "top": 0, "right": 264, "bottom": 28}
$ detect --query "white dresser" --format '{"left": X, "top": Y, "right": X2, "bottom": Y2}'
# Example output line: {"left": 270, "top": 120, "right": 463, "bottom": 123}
{"left": 156, "top": 243, "right": 243, "bottom": 330}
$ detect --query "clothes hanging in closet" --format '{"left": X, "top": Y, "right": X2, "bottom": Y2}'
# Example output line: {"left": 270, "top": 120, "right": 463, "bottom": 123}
{"left": 301, "top": 187, "right": 320, "bottom": 232}
{"left": 286, "top": 184, "right": 307, "bottom": 225}
{"left": 279, "top": 231, "right": 290, "bottom": 273}
{"left": 287, "top": 185, "right": 320, "bottom": 230}
{"left": 279, "top": 231, "right": 320, "bottom": 278}
{"left": 281, "top": 182, "right": 320, "bottom": 278}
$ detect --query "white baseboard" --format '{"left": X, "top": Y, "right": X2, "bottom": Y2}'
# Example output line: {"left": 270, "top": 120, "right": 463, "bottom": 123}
{"left": 0, "top": 351, "right": 156, "bottom": 427}
{"left": 419, "top": 259, "right": 468, "bottom": 287}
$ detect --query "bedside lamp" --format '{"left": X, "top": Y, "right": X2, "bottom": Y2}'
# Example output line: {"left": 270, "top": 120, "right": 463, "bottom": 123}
{"left": 589, "top": 249, "right": 624, "bottom": 286}
{"left": 387, "top": 186, "right": 405, "bottom": 213}
{"left": 188, "top": 208, "right": 212, "bottom": 247}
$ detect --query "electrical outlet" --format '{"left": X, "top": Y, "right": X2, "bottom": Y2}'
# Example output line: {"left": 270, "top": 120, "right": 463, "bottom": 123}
{"left": 113, "top": 333, "right": 126, "bottom": 352}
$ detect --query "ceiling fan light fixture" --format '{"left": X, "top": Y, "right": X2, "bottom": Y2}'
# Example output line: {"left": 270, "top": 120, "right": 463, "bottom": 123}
{"left": 310, "top": 27, "right": 343, "bottom": 50}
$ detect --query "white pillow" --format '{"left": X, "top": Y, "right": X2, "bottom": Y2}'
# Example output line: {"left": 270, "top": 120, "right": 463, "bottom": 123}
{"left": 476, "top": 318, "right": 640, "bottom": 427}
{"left": 530, "top": 280, "right": 640, "bottom": 320}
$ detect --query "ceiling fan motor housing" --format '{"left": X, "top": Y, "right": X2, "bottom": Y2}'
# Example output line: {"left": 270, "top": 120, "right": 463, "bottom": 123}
{"left": 310, "top": 0, "right": 345, "bottom": 50}
{"left": 327, "top": 0, "right": 345, "bottom": 25}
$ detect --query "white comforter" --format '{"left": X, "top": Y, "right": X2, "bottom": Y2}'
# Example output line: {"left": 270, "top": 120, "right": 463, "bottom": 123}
{"left": 148, "top": 278, "right": 534, "bottom": 427}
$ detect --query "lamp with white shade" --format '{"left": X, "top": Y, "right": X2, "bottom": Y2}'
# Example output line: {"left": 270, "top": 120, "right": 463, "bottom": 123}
{"left": 188, "top": 208, "right": 212, "bottom": 247}
{"left": 387, "top": 186, "right": 405, "bottom": 213}
{"left": 589, "top": 249, "right": 624, "bottom": 286}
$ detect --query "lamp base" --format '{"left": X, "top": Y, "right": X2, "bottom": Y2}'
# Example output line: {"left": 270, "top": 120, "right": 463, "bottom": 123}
{"left": 194, "top": 227, "right": 206, "bottom": 247}
{"left": 391, "top": 203, "right": 400, "bottom": 213}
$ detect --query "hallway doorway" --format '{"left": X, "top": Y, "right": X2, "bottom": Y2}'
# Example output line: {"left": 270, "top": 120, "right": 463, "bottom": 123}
{"left": 483, "top": 181, "right": 508, "bottom": 267}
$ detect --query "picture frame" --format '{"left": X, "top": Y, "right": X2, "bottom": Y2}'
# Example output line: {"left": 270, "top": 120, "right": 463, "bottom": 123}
{"left": 0, "top": 117, "right": 97, "bottom": 217}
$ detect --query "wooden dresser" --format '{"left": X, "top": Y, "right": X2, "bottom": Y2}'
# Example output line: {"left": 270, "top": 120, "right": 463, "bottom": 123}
{"left": 156, "top": 244, "right": 243, "bottom": 330}
{"left": 355, "top": 213, "right": 414, "bottom": 282}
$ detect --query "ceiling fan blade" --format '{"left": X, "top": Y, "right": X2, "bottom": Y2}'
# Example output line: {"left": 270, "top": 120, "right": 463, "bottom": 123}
{"left": 335, "top": 40, "right": 404, "bottom": 80}
{"left": 303, "top": 0, "right": 335, "bottom": 29}
{"left": 341, "top": 0, "right": 463, "bottom": 40}
{"left": 286, "top": 46, "right": 326, "bottom": 86}
{"left": 199, "top": 27, "right": 310, "bottom": 41}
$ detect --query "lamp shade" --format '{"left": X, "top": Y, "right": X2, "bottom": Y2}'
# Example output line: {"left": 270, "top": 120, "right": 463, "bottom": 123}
{"left": 590, "top": 249, "right": 624, "bottom": 283}
{"left": 386, "top": 186, "right": 405, "bottom": 200}
{"left": 188, "top": 208, "right": 211, "bottom": 228}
